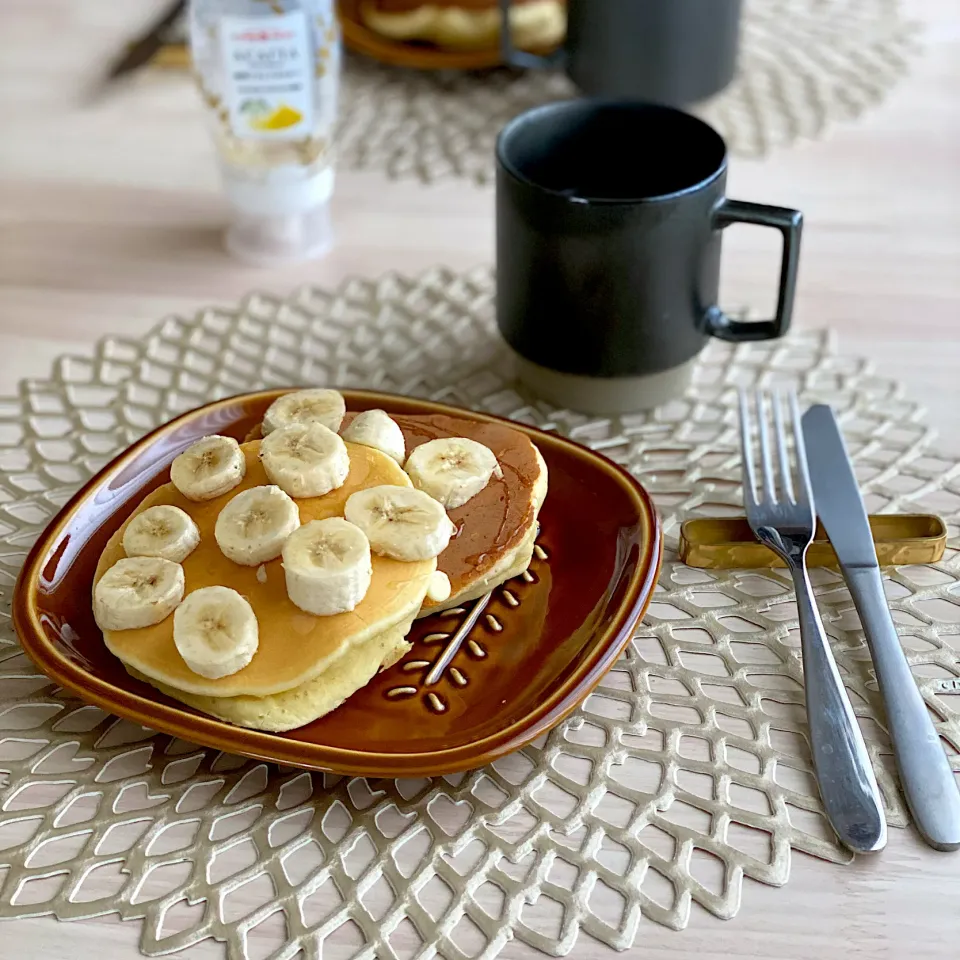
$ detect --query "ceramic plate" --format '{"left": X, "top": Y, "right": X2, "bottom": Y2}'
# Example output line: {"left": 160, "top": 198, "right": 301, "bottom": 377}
{"left": 13, "top": 390, "right": 661, "bottom": 776}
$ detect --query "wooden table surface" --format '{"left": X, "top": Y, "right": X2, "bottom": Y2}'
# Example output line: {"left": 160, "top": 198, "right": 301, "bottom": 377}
{"left": 1, "top": 1, "right": 959, "bottom": 957}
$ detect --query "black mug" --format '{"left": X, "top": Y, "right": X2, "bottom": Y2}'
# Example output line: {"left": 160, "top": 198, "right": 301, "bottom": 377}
{"left": 499, "top": 0, "right": 742, "bottom": 106}
{"left": 496, "top": 100, "right": 803, "bottom": 413}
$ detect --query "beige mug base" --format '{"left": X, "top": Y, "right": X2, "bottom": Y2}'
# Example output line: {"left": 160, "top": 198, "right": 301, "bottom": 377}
{"left": 512, "top": 353, "right": 697, "bottom": 415}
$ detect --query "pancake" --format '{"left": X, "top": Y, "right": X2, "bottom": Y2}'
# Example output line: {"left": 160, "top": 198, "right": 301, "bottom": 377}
{"left": 340, "top": 411, "right": 547, "bottom": 614}
{"left": 358, "top": 0, "right": 565, "bottom": 51}
{"left": 243, "top": 411, "right": 547, "bottom": 614}
{"left": 126, "top": 616, "right": 415, "bottom": 732}
{"left": 98, "top": 441, "right": 435, "bottom": 701}
{"left": 100, "top": 402, "right": 548, "bottom": 732}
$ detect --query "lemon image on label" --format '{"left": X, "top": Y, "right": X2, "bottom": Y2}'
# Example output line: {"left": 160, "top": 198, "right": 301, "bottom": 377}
{"left": 250, "top": 104, "right": 304, "bottom": 131}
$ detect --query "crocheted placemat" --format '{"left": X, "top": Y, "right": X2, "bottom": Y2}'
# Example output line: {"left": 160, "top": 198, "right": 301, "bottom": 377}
{"left": 1, "top": 266, "right": 957, "bottom": 958}
{"left": 336, "top": 0, "right": 918, "bottom": 182}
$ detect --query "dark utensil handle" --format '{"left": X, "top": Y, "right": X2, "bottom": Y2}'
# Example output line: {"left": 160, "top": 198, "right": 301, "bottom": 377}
{"left": 706, "top": 199, "right": 803, "bottom": 342}
{"left": 498, "top": 0, "right": 565, "bottom": 69}
{"left": 107, "top": 0, "right": 188, "bottom": 82}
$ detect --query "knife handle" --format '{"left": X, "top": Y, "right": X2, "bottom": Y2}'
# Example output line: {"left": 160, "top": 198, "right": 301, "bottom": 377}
{"left": 845, "top": 566, "right": 960, "bottom": 851}
{"left": 790, "top": 562, "right": 887, "bottom": 853}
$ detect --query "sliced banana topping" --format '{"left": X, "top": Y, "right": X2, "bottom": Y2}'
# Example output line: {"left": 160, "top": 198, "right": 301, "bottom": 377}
{"left": 426, "top": 570, "right": 452, "bottom": 603}
{"left": 282, "top": 517, "right": 373, "bottom": 616}
{"left": 341, "top": 409, "right": 406, "bottom": 464}
{"left": 94, "top": 557, "right": 185, "bottom": 631}
{"left": 262, "top": 388, "right": 346, "bottom": 435}
{"left": 122, "top": 505, "right": 201, "bottom": 563}
{"left": 344, "top": 484, "right": 453, "bottom": 561}
{"left": 215, "top": 485, "right": 300, "bottom": 566}
{"left": 170, "top": 435, "right": 246, "bottom": 502}
{"left": 404, "top": 437, "right": 502, "bottom": 509}
{"left": 259, "top": 422, "right": 350, "bottom": 499}
{"left": 173, "top": 586, "right": 259, "bottom": 679}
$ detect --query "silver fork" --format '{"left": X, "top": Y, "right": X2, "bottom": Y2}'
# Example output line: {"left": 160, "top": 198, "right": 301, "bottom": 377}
{"left": 739, "top": 389, "right": 886, "bottom": 853}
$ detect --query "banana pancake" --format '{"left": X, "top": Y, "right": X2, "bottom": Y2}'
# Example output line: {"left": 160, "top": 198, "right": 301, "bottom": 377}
{"left": 97, "top": 442, "right": 435, "bottom": 726}
{"left": 374, "top": 413, "right": 546, "bottom": 614}
{"left": 97, "top": 395, "right": 547, "bottom": 732}
{"left": 125, "top": 617, "right": 414, "bottom": 732}
{"left": 358, "top": 0, "right": 565, "bottom": 51}
{"left": 253, "top": 408, "right": 548, "bottom": 614}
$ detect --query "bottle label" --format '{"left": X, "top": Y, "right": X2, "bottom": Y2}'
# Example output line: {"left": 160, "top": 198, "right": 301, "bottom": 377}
{"left": 219, "top": 11, "right": 314, "bottom": 139}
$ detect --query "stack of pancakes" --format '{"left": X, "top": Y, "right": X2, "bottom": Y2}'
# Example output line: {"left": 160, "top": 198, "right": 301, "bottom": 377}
{"left": 359, "top": 0, "right": 566, "bottom": 51}
{"left": 95, "top": 402, "right": 547, "bottom": 732}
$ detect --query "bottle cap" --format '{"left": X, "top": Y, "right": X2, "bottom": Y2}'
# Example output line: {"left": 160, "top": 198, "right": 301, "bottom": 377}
{"left": 220, "top": 166, "right": 334, "bottom": 267}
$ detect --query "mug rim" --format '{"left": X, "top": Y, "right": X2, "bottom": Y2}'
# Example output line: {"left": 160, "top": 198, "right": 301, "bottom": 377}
{"left": 496, "top": 99, "right": 729, "bottom": 205}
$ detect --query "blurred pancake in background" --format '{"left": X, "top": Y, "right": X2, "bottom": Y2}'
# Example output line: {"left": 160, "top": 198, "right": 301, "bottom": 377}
{"left": 146, "top": 2, "right": 567, "bottom": 73}
{"left": 358, "top": 0, "right": 565, "bottom": 51}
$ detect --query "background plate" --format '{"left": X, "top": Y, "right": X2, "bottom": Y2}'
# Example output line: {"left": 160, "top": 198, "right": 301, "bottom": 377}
{"left": 13, "top": 389, "right": 662, "bottom": 776}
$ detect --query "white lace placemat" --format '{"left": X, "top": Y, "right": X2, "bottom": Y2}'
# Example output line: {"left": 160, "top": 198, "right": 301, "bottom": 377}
{"left": 337, "top": 0, "right": 919, "bottom": 183}
{"left": 0, "top": 266, "right": 957, "bottom": 959}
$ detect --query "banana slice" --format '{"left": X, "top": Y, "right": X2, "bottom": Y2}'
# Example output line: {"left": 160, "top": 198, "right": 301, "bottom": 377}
{"left": 259, "top": 422, "right": 350, "bottom": 498}
{"left": 341, "top": 409, "right": 405, "bottom": 464}
{"left": 426, "top": 570, "right": 452, "bottom": 603}
{"left": 282, "top": 517, "right": 373, "bottom": 616}
{"left": 344, "top": 484, "right": 452, "bottom": 561}
{"left": 215, "top": 485, "right": 300, "bottom": 566}
{"left": 404, "top": 437, "right": 502, "bottom": 509}
{"left": 94, "top": 557, "right": 185, "bottom": 631}
{"left": 262, "top": 388, "right": 346, "bottom": 435}
{"left": 122, "top": 505, "right": 201, "bottom": 563}
{"left": 173, "top": 586, "right": 259, "bottom": 679}
{"left": 170, "top": 435, "right": 246, "bottom": 502}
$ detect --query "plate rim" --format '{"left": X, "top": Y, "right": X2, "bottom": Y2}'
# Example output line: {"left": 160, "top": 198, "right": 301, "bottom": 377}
{"left": 13, "top": 388, "right": 662, "bottom": 776}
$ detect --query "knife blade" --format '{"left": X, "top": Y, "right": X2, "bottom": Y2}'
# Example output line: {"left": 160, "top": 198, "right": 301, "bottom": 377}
{"left": 802, "top": 403, "right": 960, "bottom": 851}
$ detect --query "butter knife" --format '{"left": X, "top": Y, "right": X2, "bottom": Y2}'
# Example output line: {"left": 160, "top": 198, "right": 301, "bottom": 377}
{"left": 802, "top": 404, "right": 960, "bottom": 851}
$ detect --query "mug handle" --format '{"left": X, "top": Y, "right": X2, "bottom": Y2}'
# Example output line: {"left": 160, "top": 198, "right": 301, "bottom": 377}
{"left": 498, "top": 0, "right": 566, "bottom": 69}
{"left": 705, "top": 199, "right": 803, "bottom": 342}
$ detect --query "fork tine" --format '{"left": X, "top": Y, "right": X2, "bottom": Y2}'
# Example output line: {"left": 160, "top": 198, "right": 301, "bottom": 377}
{"left": 755, "top": 390, "right": 776, "bottom": 502}
{"left": 772, "top": 390, "right": 796, "bottom": 504}
{"left": 790, "top": 391, "right": 813, "bottom": 505}
{"left": 738, "top": 389, "right": 758, "bottom": 508}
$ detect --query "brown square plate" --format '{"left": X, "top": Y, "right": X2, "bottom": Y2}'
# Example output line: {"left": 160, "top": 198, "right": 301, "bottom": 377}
{"left": 13, "top": 390, "right": 661, "bottom": 776}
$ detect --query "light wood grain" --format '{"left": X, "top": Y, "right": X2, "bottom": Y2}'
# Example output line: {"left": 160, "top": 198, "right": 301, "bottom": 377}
{"left": 1, "top": 0, "right": 959, "bottom": 957}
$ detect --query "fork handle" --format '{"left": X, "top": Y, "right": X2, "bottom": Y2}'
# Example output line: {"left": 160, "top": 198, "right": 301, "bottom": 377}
{"left": 845, "top": 565, "right": 960, "bottom": 851}
{"left": 789, "top": 561, "right": 888, "bottom": 853}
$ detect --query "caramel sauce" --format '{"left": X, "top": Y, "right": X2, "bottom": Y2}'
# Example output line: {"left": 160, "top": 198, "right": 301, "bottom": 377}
{"left": 97, "top": 443, "right": 434, "bottom": 698}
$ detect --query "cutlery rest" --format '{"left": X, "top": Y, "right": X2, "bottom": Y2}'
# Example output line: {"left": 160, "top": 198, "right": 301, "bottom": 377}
{"left": 679, "top": 514, "right": 946, "bottom": 569}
